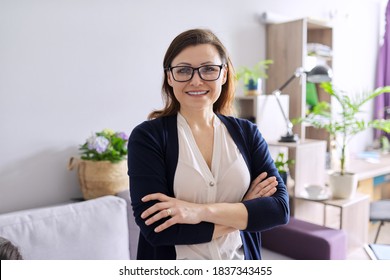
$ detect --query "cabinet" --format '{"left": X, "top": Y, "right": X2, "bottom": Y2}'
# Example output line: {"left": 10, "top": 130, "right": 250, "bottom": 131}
{"left": 294, "top": 193, "right": 369, "bottom": 253}
{"left": 268, "top": 139, "right": 327, "bottom": 198}
{"left": 265, "top": 18, "right": 333, "bottom": 147}
{"left": 234, "top": 95, "right": 289, "bottom": 143}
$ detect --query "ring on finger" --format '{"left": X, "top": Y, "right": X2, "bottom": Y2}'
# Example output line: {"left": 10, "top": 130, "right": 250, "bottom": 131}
{"left": 165, "top": 209, "right": 172, "bottom": 217}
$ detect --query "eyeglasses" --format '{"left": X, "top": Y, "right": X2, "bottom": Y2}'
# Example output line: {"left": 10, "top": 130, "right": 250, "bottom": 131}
{"left": 166, "top": 64, "right": 226, "bottom": 82}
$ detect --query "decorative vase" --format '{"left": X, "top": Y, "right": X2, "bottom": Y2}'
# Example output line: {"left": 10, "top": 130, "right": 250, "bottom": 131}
{"left": 245, "top": 78, "right": 262, "bottom": 96}
{"left": 68, "top": 158, "right": 129, "bottom": 200}
{"left": 328, "top": 171, "right": 357, "bottom": 199}
{"left": 279, "top": 171, "right": 288, "bottom": 185}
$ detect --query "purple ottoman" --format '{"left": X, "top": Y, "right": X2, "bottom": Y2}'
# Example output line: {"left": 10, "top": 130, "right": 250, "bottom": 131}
{"left": 262, "top": 217, "right": 347, "bottom": 260}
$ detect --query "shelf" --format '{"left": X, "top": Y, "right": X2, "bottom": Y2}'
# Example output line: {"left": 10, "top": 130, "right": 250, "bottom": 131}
{"left": 307, "top": 18, "right": 333, "bottom": 29}
{"left": 235, "top": 95, "right": 262, "bottom": 100}
{"left": 268, "top": 138, "right": 326, "bottom": 148}
{"left": 234, "top": 94, "right": 289, "bottom": 143}
{"left": 266, "top": 17, "right": 333, "bottom": 145}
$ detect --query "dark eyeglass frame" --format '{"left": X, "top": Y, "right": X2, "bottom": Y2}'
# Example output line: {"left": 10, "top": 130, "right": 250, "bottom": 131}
{"left": 165, "top": 64, "right": 226, "bottom": 82}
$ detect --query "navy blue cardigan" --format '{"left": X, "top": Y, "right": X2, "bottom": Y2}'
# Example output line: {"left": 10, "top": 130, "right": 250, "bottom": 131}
{"left": 127, "top": 114, "right": 289, "bottom": 259}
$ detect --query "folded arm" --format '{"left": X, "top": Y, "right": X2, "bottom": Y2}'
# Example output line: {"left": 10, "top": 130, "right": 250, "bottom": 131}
{"left": 141, "top": 171, "right": 278, "bottom": 237}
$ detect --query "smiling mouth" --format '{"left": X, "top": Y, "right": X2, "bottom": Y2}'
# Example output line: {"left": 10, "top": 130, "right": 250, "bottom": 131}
{"left": 186, "top": 91, "right": 209, "bottom": 96}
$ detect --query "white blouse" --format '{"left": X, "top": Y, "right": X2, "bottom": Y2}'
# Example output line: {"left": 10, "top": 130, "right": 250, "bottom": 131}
{"left": 174, "top": 113, "right": 251, "bottom": 260}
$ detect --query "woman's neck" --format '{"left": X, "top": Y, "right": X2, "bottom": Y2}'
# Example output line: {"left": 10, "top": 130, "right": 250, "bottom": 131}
{"left": 179, "top": 109, "right": 214, "bottom": 129}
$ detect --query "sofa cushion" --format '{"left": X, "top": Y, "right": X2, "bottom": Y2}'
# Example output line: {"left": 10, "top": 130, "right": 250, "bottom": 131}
{"left": 0, "top": 196, "right": 130, "bottom": 260}
{"left": 116, "top": 189, "right": 139, "bottom": 260}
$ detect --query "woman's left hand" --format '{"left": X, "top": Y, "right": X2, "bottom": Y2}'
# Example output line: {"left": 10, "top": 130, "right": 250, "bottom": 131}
{"left": 141, "top": 193, "right": 203, "bottom": 233}
{"left": 242, "top": 172, "right": 278, "bottom": 201}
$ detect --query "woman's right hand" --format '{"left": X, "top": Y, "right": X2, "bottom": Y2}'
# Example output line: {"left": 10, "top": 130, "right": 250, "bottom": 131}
{"left": 242, "top": 172, "right": 278, "bottom": 201}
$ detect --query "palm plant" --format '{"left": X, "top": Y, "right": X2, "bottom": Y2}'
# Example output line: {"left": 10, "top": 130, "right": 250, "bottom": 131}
{"left": 296, "top": 82, "right": 390, "bottom": 175}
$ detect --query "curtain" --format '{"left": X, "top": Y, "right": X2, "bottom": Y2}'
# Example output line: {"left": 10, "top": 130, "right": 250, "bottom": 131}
{"left": 374, "top": 0, "right": 390, "bottom": 140}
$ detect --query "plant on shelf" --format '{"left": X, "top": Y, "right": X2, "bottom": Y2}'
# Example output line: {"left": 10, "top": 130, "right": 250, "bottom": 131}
{"left": 236, "top": 59, "right": 273, "bottom": 96}
{"left": 295, "top": 82, "right": 390, "bottom": 198}
{"left": 274, "top": 152, "right": 294, "bottom": 185}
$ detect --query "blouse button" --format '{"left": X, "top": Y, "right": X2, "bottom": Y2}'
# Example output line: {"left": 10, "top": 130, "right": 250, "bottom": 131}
{"left": 209, "top": 181, "right": 215, "bottom": 187}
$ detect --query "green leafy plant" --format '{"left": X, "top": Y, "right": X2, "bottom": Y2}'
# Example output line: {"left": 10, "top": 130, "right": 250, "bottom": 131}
{"left": 79, "top": 129, "right": 128, "bottom": 163}
{"left": 274, "top": 152, "right": 294, "bottom": 174}
{"left": 380, "top": 135, "right": 390, "bottom": 153}
{"left": 295, "top": 82, "right": 390, "bottom": 175}
{"left": 236, "top": 59, "right": 273, "bottom": 90}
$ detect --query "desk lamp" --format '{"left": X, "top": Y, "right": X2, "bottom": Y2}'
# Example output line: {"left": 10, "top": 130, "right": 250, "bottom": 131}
{"left": 272, "top": 65, "right": 333, "bottom": 143}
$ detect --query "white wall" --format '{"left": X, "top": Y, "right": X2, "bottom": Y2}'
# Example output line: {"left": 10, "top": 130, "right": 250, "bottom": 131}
{"left": 0, "top": 0, "right": 385, "bottom": 213}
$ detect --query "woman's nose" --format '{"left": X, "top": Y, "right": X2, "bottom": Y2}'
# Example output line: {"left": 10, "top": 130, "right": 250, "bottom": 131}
{"left": 190, "top": 70, "right": 204, "bottom": 85}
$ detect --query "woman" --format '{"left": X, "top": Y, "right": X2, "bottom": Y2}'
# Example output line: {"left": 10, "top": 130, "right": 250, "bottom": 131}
{"left": 128, "top": 28, "right": 289, "bottom": 260}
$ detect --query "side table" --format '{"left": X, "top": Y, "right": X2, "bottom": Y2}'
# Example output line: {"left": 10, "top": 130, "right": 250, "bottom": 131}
{"left": 293, "top": 192, "right": 370, "bottom": 253}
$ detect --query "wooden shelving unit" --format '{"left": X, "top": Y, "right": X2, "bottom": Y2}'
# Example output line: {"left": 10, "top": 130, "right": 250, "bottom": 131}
{"left": 265, "top": 18, "right": 333, "bottom": 147}
{"left": 234, "top": 94, "right": 289, "bottom": 143}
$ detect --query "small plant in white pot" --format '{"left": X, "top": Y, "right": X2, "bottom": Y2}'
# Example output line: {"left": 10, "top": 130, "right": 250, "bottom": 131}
{"left": 296, "top": 82, "right": 390, "bottom": 199}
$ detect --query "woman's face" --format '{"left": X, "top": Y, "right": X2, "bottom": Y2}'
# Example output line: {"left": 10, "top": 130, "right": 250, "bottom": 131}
{"left": 167, "top": 44, "right": 227, "bottom": 114}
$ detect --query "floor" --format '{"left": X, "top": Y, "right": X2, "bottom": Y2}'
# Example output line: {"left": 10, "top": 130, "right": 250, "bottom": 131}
{"left": 348, "top": 222, "right": 390, "bottom": 259}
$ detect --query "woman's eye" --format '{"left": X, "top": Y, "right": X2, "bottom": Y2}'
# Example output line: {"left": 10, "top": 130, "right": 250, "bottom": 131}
{"left": 202, "top": 66, "right": 218, "bottom": 73}
{"left": 176, "top": 67, "right": 192, "bottom": 75}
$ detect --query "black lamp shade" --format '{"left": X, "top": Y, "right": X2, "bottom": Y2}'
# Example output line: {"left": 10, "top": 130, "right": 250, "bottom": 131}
{"left": 272, "top": 65, "right": 333, "bottom": 143}
{"left": 307, "top": 65, "right": 333, "bottom": 83}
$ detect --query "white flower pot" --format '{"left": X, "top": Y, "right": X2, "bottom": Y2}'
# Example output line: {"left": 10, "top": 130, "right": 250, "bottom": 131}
{"left": 328, "top": 172, "right": 357, "bottom": 199}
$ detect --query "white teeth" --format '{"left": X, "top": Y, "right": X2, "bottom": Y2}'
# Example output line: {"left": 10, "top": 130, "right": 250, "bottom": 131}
{"left": 187, "top": 91, "right": 208, "bottom": 95}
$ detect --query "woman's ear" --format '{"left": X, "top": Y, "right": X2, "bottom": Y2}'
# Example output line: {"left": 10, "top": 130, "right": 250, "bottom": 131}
{"left": 222, "top": 67, "right": 228, "bottom": 85}
{"left": 167, "top": 72, "right": 174, "bottom": 87}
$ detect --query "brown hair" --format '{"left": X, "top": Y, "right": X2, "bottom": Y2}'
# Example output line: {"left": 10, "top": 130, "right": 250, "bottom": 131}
{"left": 148, "top": 29, "right": 236, "bottom": 120}
{"left": 0, "top": 237, "right": 23, "bottom": 260}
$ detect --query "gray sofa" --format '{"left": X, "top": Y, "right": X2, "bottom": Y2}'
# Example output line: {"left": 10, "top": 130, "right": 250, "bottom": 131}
{"left": 0, "top": 192, "right": 138, "bottom": 259}
{"left": 0, "top": 190, "right": 346, "bottom": 260}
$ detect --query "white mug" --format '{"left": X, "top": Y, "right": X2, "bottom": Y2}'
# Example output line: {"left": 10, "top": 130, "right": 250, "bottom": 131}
{"left": 305, "top": 184, "right": 325, "bottom": 198}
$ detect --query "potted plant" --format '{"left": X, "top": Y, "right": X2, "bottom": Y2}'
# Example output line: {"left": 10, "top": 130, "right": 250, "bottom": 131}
{"left": 380, "top": 135, "right": 390, "bottom": 153}
{"left": 274, "top": 152, "right": 294, "bottom": 185}
{"left": 296, "top": 82, "right": 390, "bottom": 198}
{"left": 236, "top": 59, "right": 273, "bottom": 96}
{"left": 68, "top": 129, "right": 129, "bottom": 200}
